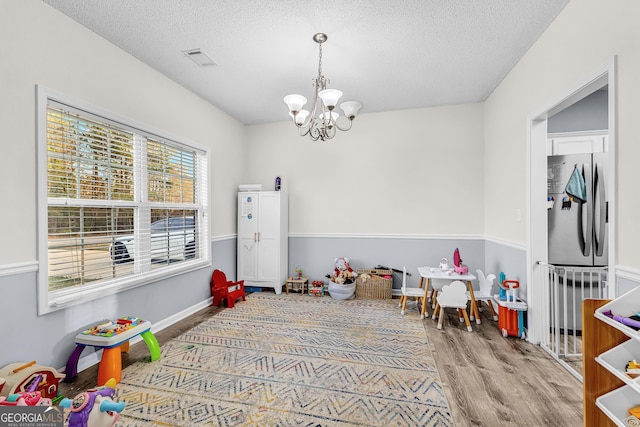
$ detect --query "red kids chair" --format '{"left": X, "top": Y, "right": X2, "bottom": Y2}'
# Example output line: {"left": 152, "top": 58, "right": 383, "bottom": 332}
{"left": 210, "top": 269, "right": 245, "bottom": 308}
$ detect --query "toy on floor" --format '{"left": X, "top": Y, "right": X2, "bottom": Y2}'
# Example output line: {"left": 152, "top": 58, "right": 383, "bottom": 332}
{"left": 0, "top": 390, "right": 51, "bottom": 406}
{"left": 60, "top": 378, "right": 125, "bottom": 427}
{"left": 0, "top": 361, "right": 64, "bottom": 401}
{"left": 329, "top": 257, "right": 357, "bottom": 284}
{"left": 0, "top": 373, "right": 53, "bottom": 406}
{"left": 210, "top": 269, "right": 246, "bottom": 308}
{"left": 498, "top": 278, "right": 520, "bottom": 302}
{"left": 493, "top": 279, "right": 528, "bottom": 339}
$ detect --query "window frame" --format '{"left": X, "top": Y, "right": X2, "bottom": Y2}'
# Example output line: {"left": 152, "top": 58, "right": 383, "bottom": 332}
{"left": 36, "top": 86, "right": 210, "bottom": 315}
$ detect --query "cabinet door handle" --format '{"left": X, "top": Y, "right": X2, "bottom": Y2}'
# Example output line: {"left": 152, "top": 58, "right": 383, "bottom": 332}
{"left": 254, "top": 232, "right": 257, "bottom": 242}
{"left": 258, "top": 232, "right": 261, "bottom": 242}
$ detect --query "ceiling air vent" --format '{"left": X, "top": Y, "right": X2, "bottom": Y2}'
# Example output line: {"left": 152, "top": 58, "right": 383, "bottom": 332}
{"left": 182, "top": 49, "right": 217, "bottom": 67}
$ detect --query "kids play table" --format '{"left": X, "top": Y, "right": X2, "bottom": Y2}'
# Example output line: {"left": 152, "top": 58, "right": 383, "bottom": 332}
{"left": 417, "top": 267, "right": 479, "bottom": 322}
{"left": 285, "top": 276, "right": 308, "bottom": 294}
{"left": 64, "top": 317, "right": 160, "bottom": 385}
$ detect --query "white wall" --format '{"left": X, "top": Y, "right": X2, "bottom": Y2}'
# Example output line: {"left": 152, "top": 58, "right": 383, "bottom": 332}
{"left": 484, "top": 0, "right": 640, "bottom": 271}
{"left": 0, "top": 0, "right": 246, "bottom": 267}
{"left": 245, "top": 103, "right": 485, "bottom": 235}
{"left": 0, "top": 0, "right": 246, "bottom": 369}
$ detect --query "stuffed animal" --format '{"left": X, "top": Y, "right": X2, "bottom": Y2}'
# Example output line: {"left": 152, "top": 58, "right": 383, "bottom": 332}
{"left": 332, "top": 257, "right": 357, "bottom": 284}
{"left": 334, "top": 257, "right": 353, "bottom": 274}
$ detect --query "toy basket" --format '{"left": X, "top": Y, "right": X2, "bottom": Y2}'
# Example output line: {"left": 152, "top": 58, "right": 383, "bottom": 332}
{"left": 355, "top": 269, "right": 393, "bottom": 299}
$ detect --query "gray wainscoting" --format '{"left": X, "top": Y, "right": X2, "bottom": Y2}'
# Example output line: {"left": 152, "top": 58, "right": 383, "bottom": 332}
{"left": 288, "top": 235, "right": 486, "bottom": 291}
{"left": 484, "top": 239, "right": 528, "bottom": 296}
{"left": 617, "top": 275, "right": 640, "bottom": 297}
{"left": 0, "top": 238, "right": 236, "bottom": 370}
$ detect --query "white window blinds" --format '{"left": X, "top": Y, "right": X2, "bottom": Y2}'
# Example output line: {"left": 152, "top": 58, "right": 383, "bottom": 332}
{"left": 38, "top": 89, "right": 210, "bottom": 314}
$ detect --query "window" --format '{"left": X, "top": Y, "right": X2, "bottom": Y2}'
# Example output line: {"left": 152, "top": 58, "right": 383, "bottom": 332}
{"left": 37, "top": 87, "right": 210, "bottom": 314}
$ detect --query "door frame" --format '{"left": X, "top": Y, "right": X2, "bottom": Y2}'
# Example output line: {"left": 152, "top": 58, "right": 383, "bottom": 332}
{"left": 525, "top": 57, "right": 617, "bottom": 344}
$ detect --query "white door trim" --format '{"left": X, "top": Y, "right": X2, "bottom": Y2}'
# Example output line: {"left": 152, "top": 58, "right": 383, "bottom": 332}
{"left": 525, "top": 56, "right": 617, "bottom": 344}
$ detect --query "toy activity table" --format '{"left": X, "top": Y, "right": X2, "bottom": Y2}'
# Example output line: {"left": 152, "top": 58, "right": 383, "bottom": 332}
{"left": 417, "top": 267, "right": 479, "bottom": 323}
{"left": 64, "top": 317, "right": 160, "bottom": 386}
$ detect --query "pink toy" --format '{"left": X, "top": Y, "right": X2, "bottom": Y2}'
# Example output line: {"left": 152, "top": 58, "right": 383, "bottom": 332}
{"left": 0, "top": 390, "right": 52, "bottom": 406}
{"left": 60, "top": 379, "right": 125, "bottom": 427}
{"left": 452, "top": 248, "right": 469, "bottom": 274}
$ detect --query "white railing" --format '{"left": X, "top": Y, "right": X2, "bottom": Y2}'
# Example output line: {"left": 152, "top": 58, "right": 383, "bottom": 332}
{"left": 538, "top": 262, "right": 607, "bottom": 381}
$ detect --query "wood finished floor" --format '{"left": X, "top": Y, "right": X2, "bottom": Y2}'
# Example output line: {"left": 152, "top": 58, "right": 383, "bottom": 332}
{"left": 59, "top": 296, "right": 583, "bottom": 426}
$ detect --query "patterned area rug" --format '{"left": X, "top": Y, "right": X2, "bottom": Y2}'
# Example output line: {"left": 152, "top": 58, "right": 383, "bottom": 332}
{"left": 114, "top": 293, "right": 453, "bottom": 426}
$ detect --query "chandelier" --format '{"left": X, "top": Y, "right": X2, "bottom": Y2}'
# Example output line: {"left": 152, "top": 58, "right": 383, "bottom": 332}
{"left": 283, "top": 33, "right": 363, "bottom": 141}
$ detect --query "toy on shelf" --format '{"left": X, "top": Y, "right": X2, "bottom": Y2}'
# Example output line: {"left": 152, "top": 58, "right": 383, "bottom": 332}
{"left": 626, "top": 360, "right": 640, "bottom": 378}
{"left": 0, "top": 361, "right": 64, "bottom": 401}
{"left": 60, "top": 378, "right": 125, "bottom": 427}
{"left": 601, "top": 310, "right": 640, "bottom": 330}
{"left": 628, "top": 405, "right": 640, "bottom": 422}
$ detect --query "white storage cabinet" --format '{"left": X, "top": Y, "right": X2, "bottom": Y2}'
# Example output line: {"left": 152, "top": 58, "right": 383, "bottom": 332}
{"left": 237, "top": 191, "right": 288, "bottom": 293}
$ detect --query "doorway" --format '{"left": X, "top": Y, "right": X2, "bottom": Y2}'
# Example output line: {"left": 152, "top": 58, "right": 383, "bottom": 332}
{"left": 526, "top": 57, "right": 617, "bottom": 380}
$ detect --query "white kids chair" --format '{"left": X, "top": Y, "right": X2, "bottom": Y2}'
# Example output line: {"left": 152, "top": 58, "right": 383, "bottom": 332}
{"left": 428, "top": 278, "right": 450, "bottom": 310}
{"left": 400, "top": 266, "right": 427, "bottom": 319}
{"left": 474, "top": 269, "right": 498, "bottom": 321}
{"left": 433, "top": 280, "right": 472, "bottom": 332}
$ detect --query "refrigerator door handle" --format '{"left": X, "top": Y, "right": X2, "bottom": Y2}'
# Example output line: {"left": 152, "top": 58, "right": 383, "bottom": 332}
{"left": 595, "top": 163, "right": 606, "bottom": 257}
{"left": 582, "top": 163, "right": 592, "bottom": 257}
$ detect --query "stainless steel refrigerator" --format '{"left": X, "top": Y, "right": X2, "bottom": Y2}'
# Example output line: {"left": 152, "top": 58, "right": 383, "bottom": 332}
{"left": 547, "top": 152, "right": 608, "bottom": 332}
{"left": 547, "top": 152, "right": 608, "bottom": 266}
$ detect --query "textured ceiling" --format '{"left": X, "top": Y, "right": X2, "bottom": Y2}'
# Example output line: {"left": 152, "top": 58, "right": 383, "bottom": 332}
{"left": 41, "top": 0, "right": 569, "bottom": 126}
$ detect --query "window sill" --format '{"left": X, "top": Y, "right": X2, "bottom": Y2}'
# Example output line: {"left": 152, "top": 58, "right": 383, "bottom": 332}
{"left": 41, "top": 258, "right": 211, "bottom": 315}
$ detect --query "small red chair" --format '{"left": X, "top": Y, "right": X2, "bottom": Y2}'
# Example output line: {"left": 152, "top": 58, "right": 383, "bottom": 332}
{"left": 210, "top": 269, "right": 245, "bottom": 308}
